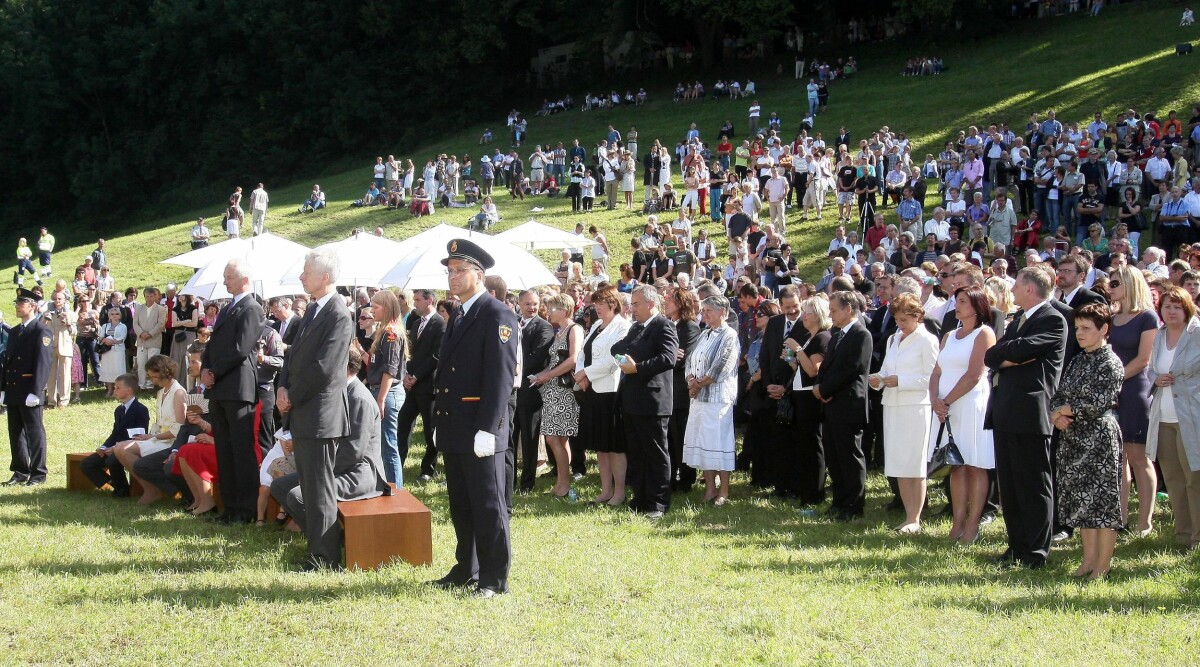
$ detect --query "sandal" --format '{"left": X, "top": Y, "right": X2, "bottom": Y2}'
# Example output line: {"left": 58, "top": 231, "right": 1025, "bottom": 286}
{"left": 274, "top": 511, "right": 288, "bottom": 526}
{"left": 255, "top": 519, "right": 266, "bottom": 527}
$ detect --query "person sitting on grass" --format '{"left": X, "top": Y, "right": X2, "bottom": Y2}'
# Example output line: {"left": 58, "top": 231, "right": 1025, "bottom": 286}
{"left": 409, "top": 181, "right": 432, "bottom": 217}
{"left": 79, "top": 374, "right": 150, "bottom": 497}
{"left": 463, "top": 179, "right": 481, "bottom": 205}
{"left": 353, "top": 182, "right": 382, "bottom": 207}
{"left": 386, "top": 181, "right": 405, "bottom": 209}
{"left": 300, "top": 185, "right": 326, "bottom": 213}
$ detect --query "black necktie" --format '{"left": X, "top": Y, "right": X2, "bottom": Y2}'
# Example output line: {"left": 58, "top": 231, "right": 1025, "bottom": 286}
{"left": 295, "top": 304, "right": 317, "bottom": 339}
{"left": 116, "top": 405, "right": 126, "bottom": 420}
{"left": 446, "top": 306, "right": 464, "bottom": 339}
{"left": 830, "top": 328, "right": 844, "bottom": 352}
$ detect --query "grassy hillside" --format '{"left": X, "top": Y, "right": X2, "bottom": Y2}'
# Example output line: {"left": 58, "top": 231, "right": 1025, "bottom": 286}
{"left": 14, "top": 1, "right": 1200, "bottom": 293}
{"left": 4, "top": 4, "right": 1200, "bottom": 665}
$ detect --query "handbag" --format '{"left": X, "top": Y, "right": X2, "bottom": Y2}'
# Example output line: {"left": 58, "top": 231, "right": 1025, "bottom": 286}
{"left": 775, "top": 390, "right": 795, "bottom": 425}
{"left": 174, "top": 330, "right": 188, "bottom": 343}
{"left": 95, "top": 325, "right": 113, "bottom": 356}
{"left": 927, "top": 419, "right": 965, "bottom": 479}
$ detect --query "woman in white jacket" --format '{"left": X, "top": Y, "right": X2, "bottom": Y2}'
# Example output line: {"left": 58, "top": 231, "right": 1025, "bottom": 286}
{"left": 869, "top": 292, "right": 940, "bottom": 534}
{"left": 573, "top": 286, "right": 632, "bottom": 505}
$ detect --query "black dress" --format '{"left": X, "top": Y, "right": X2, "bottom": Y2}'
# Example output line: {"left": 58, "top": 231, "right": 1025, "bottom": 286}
{"left": 578, "top": 324, "right": 623, "bottom": 453}
{"left": 1050, "top": 344, "right": 1125, "bottom": 530}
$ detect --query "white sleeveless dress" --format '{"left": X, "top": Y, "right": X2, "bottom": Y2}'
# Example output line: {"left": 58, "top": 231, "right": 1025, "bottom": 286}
{"left": 930, "top": 326, "right": 995, "bottom": 469}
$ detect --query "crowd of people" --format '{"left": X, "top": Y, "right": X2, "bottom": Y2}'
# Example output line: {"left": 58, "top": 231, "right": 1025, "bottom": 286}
{"left": 8, "top": 41, "right": 1200, "bottom": 590}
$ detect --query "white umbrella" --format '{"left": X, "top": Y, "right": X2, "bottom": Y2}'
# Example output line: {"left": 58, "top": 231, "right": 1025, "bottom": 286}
{"left": 161, "top": 232, "right": 310, "bottom": 269}
{"left": 494, "top": 220, "right": 596, "bottom": 251}
{"left": 279, "top": 231, "right": 412, "bottom": 287}
{"left": 178, "top": 267, "right": 294, "bottom": 301}
{"left": 380, "top": 227, "right": 559, "bottom": 290}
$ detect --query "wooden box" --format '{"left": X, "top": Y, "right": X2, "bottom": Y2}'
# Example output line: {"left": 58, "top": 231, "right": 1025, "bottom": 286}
{"left": 337, "top": 488, "right": 432, "bottom": 570}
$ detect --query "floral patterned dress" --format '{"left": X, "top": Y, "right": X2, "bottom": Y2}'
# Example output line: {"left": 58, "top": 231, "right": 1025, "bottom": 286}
{"left": 1049, "top": 344, "right": 1125, "bottom": 529}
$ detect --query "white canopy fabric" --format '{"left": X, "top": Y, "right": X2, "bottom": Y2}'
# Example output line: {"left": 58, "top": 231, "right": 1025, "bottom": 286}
{"left": 178, "top": 269, "right": 294, "bottom": 301}
{"left": 380, "top": 225, "right": 559, "bottom": 290}
{"left": 279, "top": 231, "right": 412, "bottom": 287}
{"left": 494, "top": 220, "right": 596, "bottom": 251}
{"left": 161, "top": 232, "right": 310, "bottom": 269}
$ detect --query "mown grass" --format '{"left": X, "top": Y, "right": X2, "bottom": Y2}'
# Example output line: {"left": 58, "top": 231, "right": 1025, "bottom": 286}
{"left": 3, "top": 3, "right": 1200, "bottom": 665}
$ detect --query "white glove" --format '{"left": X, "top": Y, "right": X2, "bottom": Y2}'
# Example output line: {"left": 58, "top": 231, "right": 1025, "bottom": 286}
{"left": 473, "top": 430, "right": 496, "bottom": 458}
{"left": 25, "top": 393, "right": 40, "bottom": 407}
{"left": 0, "top": 392, "right": 5, "bottom": 404}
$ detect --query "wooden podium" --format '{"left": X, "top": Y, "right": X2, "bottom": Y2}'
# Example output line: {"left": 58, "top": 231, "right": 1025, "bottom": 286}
{"left": 338, "top": 488, "right": 432, "bottom": 570}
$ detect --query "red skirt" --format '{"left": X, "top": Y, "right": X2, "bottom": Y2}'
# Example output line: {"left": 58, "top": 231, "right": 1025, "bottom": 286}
{"left": 173, "top": 442, "right": 218, "bottom": 483}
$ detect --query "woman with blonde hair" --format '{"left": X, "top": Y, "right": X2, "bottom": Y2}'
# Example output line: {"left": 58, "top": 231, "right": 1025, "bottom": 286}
{"left": 984, "top": 275, "right": 1016, "bottom": 317}
{"left": 572, "top": 287, "right": 632, "bottom": 504}
{"left": 1108, "top": 264, "right": 1160, "bottom": 536}
{"left": 531, "top": 293, "right": 583, "bottom": 497}
{"left": 367, "top": 289, "right": 408, "bottom": 487}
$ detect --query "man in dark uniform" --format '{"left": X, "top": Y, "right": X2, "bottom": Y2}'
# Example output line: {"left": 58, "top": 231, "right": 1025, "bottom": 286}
{"left": 3, "top": 288, "right": 52, "bottom": 486}
{"left": 429, "top": 239, "right": 518, "bottom": 598}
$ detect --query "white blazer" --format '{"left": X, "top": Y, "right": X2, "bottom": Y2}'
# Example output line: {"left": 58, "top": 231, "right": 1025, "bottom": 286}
{"left": 576, "top": 316, "right": 632, "bottom": 394}
{"left": 877, "top": 326, "right": 939, "bottom": 407}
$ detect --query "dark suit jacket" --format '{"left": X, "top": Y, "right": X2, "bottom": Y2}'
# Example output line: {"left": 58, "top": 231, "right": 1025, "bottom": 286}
{"left": 758, "top": 315, "right": 804, "bottom": 391}
{"left": 273, "top": 314, "right": 300, "bottom": 347}
{"left": 983, "top": 302, "right": 1066, "bottom": 435}
{"left": 202, "top": 294, "right": 264, "bottom": 403}
{"left": 405, "top": 312, "right": 444, "bottom": 396}
{"left": 673, "top": 319, "right": 701, "bottom": 410}
{"left": 922, "top": 314, "right": 943, "bottom": 338}
{"left": 817, "top": 321, "right": 872, "bottom": 424}
{"left": 940, "top": 305, "right": 1008, "bottom": 340}
{"left": 866, "top": 306, "right": 898, "bottom": 372}
{"left": 517, "top": 316, "right": 554, "bottom": 407}
{"left": 2, "top": 318, "right": 51, "bottom": 404}
{"left": 335, "top": 377, "right": 390, "bottom": 500}
{"left": 434, "top": 292, "right": 519, "bottom": 454}
{"left": 100, "top": 400, "right": 150, "bottom": 450}
{"left": 280, "top": 294, "right": 354, "bottom": 439}
{"left": 610, "top": 314, "right": 678, "bottom": 417}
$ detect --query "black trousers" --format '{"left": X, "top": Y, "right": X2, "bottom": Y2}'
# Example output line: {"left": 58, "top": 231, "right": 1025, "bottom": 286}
{"left": 444, "top": 451, "right": 511, "bottom": 591}
{"left": 133, "top": 447, "right": 188, "bottom": 501}
{"left": 864, "top": 392, "right": 884, "bottom": 469}
{"left": 291, "top": 437, "right": 340, "bottom": 566}
{"left": 397, "top": 391, "right": 438, "bottom": 476}
{"left": 742, "top": 408, "right": 772, "bottom": 487}
{"left": 1162, "top": 226, "right": 1192, "bottom": 260}
{"left": 504, "top": 389, "right": 516, "bottom": 514}
{"left": 255, "top": 386, "right": 276, "bottom": 456}
{"left": 81, "top": 450, "right": 127, "bottom": 492}
{"left": 667, "top": 405, "right": 696, "bottom": 491}
{"left": 623, "top": 414, "right": 671, "bottom": 513}
{"left": 823, "top": 419, "right": 866, "bottom": 515}
{"left": 784, "top": 394, "right": 826, "bottom": 504}
{"left": 209, "top": 398, "right": 258, "bottom": 516}
{"left": 993, "top": 431, "right": 1054, "bottom": 566}
{"left": 6, "top": 403, "right": 46, "bottom": 481}
{"left": 515, "top": 401, "right": 543, "bottom": 491}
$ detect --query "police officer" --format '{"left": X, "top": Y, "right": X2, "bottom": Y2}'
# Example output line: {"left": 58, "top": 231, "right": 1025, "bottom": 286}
{"left": 428, "top": 239, "right": 518, "bottom": 598}
{"left": 3, "top": 288, "right": 52, "bottom": 486}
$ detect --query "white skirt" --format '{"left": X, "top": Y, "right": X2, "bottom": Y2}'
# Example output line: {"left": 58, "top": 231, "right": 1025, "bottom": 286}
{"left": 683, "top": 400, "right": 736, "bottom": 471}
{"left": 883, "top": 403, "right": 933, "bottom": 478}
{"left": 139, "top": 439, "right": 172, "bottom": 457}
{"left": 98, "top": 346, "right": 126, "bottom": 383}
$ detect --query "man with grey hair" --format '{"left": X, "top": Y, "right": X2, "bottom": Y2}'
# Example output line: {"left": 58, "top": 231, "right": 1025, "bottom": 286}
{"left": 984, "top": 266, "right": 1066, "bottom": 569}
{"left": 611, "top": 284, "right": 679, "bottom": 518}
{"left": 815, "top": 290, "right": 873, "bottom": 520}
{"left": 1141, "top": 246, "right": 1169, "bottom": 279}
{"left": 276, "top": 248, "right": 355, "bottom": 569}
{"left": 201, "top": 258, "right": 267, "bottom": 525}
{"left": 269, "top": 296, "right": 298, "bottom": 351}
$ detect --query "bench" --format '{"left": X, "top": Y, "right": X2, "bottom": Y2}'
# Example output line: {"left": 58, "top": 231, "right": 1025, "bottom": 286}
{"left": 338, "top": 488, "right": 432, "bottom": 570}
{"left": 66, "top": 452, "right": 143, "bottom": 497}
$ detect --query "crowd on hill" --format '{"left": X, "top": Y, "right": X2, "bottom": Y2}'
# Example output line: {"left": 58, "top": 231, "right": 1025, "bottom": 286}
{"left": 10, "top": 46, "right": 1200, "bottom": 583}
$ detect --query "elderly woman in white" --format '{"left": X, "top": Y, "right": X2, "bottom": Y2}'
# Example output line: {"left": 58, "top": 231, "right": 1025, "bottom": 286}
{"left": 572, "top": 286, "right": 633, "bottom": 505}
{"left": 869, "top": 292, "right": 940, "bottom": 534}
{"left": 683, "top": 295, "right": 741, "bottom": 505}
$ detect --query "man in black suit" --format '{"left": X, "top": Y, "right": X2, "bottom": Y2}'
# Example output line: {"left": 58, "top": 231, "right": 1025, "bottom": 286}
{"left": 277, "top": 249, "right": 354, "bottom": 571}
{"left": 865, "top": 276, "right": 896, "bottom": 474}
{"left": 513, "top": 289, "right": 553, "bottom": 492}
{"left": 398, "top": 288, "right": 444, "bottom": 480}
{"left": 2, "top": 288, "right": 52, "bottom": 486}
{"left": 815, "top": 291, "right": 873, "bottom": 520}
{"left": 759, "top": 285, "right": 805, "bottom": 499}
{"left": 611, "top": 285, "right": 679, "bottom": 518}
{"left": 1054, "top": 255, "right": 1106, "bottom": 364}
{"left": 200, "top": 259, "right": 266, "bottom": 523}
{"left": 269, "top": 297, "right": 299, "bottom": 350}
{"left": 984, "top": 267, "right": 1067, "bottom": 568}
{"left": 273, "top": 346, "right": 391, "bottom": 527}
{"left": 80, "top": 374, "right": 150, "bottom": 495}
{"left": 429, "top": 239, "right": 518, "bottom": 599}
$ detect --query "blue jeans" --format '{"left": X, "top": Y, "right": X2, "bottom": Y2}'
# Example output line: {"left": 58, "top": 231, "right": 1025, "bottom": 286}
{"left": 379, "top": 384, "right": 405, "bottom": 487}
{"left": 1034, "top": 189, "right": 1050, "bottom": 225}
{"left": 808, "top": 96, "right": 819, "bottom": 116}
{"left": 1045, "top": 197, "right": 1061, "bottom": 234}
{"left": 1060, "top": 194, "right": 1080, "bottom": 241}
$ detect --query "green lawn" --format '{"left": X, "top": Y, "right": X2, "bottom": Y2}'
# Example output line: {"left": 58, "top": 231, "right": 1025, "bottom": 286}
{"left": 3, "top": 3, "right": 1200, "bottom": 664}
